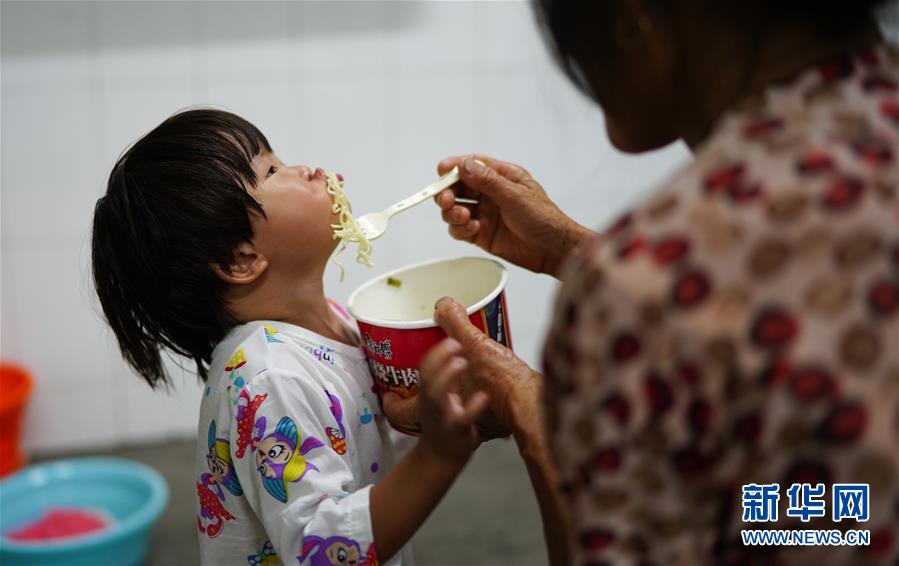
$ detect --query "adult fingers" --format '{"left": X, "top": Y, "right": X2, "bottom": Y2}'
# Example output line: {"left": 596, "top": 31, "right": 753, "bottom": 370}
{"left": 438, "top": 155, "right": 532, "bottom": 201}
{"left": 457, "top": 390, "right": 489, "bottom": 426}
{"left": 457, "top": 158, "right": 524, "bottom": 205}
{"left": 436, "top": 189, "right": 455, "bottom": 211}
{"left": 437, "top": 156, "right": 465, "bottom": 176}
{"left": 433, "top": 183, "right": 480, "bottom": 207}
{"left": 448, "top": 220, "right": 479, "bottom": 242}
{"left": 436, "top": 188, "right": 482, "bottom": 211}
{"left": 441, "top": 205, "right": 471, "bottom": 225}
{"left": 436, "top": 158, "right": 481, "bottom": 203}
{"left": 438, "top": 154, "right": 531, "bottom": 183}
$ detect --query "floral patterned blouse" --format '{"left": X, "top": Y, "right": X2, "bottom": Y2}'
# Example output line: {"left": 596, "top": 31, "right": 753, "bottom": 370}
{"left": 544, "top": 44, "right": 898, "bottom": 565}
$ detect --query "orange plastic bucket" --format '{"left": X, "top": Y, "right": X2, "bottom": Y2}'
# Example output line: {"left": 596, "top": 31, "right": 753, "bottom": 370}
{"left": 0, "top": 364, "right": 33, "bottom": 477}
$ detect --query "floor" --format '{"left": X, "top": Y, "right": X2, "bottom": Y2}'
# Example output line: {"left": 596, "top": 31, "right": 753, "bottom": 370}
{"left": 40, "top": 437, "right": 547, "bottom": 565}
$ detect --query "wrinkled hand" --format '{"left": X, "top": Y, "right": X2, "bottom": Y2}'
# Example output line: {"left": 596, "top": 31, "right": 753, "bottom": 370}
{"left": 382, "top": 296, "right": 543, "bottom": 441}
{"left": 381, "top": 354, "right": 510, "bottom": 443}
{"left": 433, "top": 297, "right": 542, "bottom": 439}
{"left": 413, "top": 337, "right": 489, "bottom": 466}
{"left": 436, "top": 155, "right": 593, "bottom": 278}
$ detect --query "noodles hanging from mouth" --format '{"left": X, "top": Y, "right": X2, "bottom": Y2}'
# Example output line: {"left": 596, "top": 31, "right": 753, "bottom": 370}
{"left": 326, "top": 171, "right": 373, "bottom": 281}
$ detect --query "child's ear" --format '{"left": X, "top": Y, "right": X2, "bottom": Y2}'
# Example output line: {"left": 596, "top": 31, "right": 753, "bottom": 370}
{"left": 212, "top": 241, "right": 269, "bottom": 285}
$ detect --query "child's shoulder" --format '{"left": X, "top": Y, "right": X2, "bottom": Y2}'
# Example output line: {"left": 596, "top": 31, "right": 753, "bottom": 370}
{"left": 203, "top": 324, "right": 327, "bottom": 412}
{"left": 207, "top": 317, "right": 366, "bottom": 398}
{"left": 211, "top": 321, "right": 267, "bottom": 366}
{"left": 209, "top": 322, "right": 315, "bottom": 387}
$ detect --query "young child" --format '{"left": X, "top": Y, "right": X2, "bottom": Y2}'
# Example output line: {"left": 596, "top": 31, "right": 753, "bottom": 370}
{"left": 91, "top": 108, "right": 489, "bottom": 565}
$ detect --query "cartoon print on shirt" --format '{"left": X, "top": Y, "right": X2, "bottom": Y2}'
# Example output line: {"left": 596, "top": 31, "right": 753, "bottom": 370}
{"left": 363, "top": 544, "right": 378, "bottom": 566}
{"left": 199, "top": 305, "right": 401, "bottom": 562}
{"left": 247, "top": 540, "right": 278, "bottom": 565}
{"left": 263, "top": 326, "right": 284, "bottom": 344}
{"left": 225, "top": 348, "right": 249, "bottom": 406}
{"left": 325, "top": 391, "right": 348, "bottom": 455}
{"left": 299, "top": 343, "right": 351, "bottom": 374}
{"left": 196, "top": 471, "right": 235, "bottom": 538}
{"left": 225, "top": 348, "right": 247, "bottom": 372}
{"left": 298, "top": 535, "right": 379, "bottom": 566}
{"left": 235, "top": 389, "right": 268, "bottom": 458}
{"left": 254, "top": 415, "right": 325, "bottom": 503}
{"left": 203, "top": 420, "right": 243, "bottom": 497}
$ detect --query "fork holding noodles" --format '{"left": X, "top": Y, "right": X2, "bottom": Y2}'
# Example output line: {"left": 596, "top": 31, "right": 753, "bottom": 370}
{"left": 325, "top": 172, "right": 374, "bottom": 279}
{"left": 327, "top": 164, "right": 482, "bottom": 280}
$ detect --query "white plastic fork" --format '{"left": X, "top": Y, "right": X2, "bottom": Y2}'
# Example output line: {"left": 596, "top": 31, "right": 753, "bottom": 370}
{"left": 355, "top": 164, "right": 476, "bottom": 241}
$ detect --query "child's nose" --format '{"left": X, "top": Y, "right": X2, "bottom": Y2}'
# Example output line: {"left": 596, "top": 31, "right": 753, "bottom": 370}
{"left": 295, "top": 166, "right": 313, "bottom": 180}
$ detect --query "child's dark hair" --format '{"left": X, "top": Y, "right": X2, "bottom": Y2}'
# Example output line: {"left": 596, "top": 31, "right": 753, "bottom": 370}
{"left": 92, "top": 108, "right": 271, "bottom": 388}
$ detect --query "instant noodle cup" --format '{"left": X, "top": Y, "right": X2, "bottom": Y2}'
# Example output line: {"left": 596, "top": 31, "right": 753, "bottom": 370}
{"left": 347, "top": 257, "right": 512, "bottom": 435}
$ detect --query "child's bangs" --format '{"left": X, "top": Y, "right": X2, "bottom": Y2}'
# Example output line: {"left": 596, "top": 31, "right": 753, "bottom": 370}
{"left": 219, "top": 119, "right": 271, "bottom": 168}
{"left": 203, "top": 113, "right": 273, "bottom": 189}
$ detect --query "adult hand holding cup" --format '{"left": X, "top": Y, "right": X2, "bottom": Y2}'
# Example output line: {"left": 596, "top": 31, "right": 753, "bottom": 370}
{"left": 381, "top": 300, "right": 511, "bottom": 441}
{"left": 348, "top": 257, "right": 512, "bottom": 435}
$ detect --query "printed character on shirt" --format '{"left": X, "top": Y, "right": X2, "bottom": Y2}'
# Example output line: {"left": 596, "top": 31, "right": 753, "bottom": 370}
{"left": 198, "top": 321, "right": 396, "bottom": 564}
{"left": 299, "top": 534, "right": 380, "bottom": 566}
{"left": 228, "top": 368, "right": 379, "bottom": 561}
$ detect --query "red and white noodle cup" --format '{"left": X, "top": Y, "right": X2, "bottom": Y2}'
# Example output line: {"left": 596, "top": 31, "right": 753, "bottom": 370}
{"left": 347, "top": 257, "right": 512, "bottom": 435}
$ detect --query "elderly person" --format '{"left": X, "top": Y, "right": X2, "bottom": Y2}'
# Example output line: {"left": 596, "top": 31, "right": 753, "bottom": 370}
{"left": 387, "top": 0, "right": 898, "bottom": 564}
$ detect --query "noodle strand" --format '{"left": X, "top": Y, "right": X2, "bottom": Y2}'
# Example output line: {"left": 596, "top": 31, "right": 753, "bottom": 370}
{"left": 326, "top": 171, "right": 374, "bottom": 281}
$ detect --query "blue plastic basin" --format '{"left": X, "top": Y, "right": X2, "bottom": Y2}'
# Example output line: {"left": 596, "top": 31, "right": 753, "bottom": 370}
{"left": 0, "top": 457, "right": 169, "bottom": 565}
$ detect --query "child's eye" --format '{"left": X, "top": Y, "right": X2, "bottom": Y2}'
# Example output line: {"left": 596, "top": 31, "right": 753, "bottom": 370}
{"left": 266, "top": 166, "right": 277, "bottom": 178}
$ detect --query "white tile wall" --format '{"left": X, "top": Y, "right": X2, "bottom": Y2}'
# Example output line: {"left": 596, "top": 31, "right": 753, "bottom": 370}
{"left": 1, "top": 1, "right": 689, "bottom": 453}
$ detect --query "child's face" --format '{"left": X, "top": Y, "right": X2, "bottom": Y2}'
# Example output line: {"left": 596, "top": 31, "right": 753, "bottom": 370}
{"left": 248, "top": 151, "right": 340, "bottom": 272}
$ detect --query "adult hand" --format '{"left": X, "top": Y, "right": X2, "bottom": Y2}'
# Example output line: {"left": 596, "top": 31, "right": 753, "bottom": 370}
{"left": 436, "top": 296, "right": 543, "bottom": 440}
{"left": 383, "top": 299, "right": 569, "bottom": 565}
{"left": 381, "top": 297, "right": 542, "bottom": 442}
{"left": 436, "top": 155, "right": 594, "bottom": 278}
{"left": 433, "top": 298, "right": 570, "bottom": 566}
{"left": 381, "top": 363, "right": 512, "bottom": 443}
